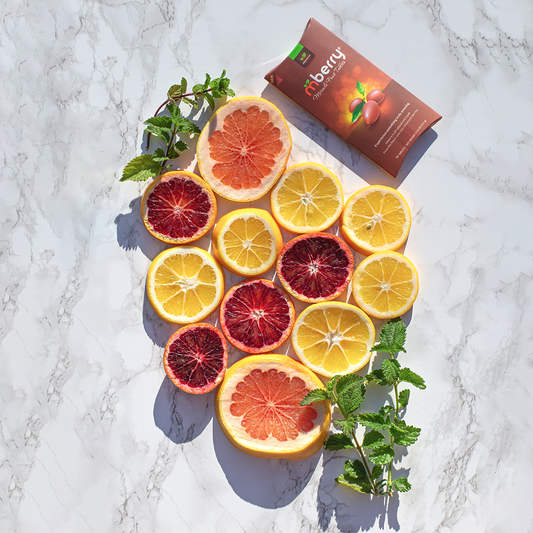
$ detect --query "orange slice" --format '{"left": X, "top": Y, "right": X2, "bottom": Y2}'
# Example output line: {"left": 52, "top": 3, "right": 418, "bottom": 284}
{"left": 215, "top": 354, "right": 331, "bottom": 459}
{"left": 211, "top": 208, "right": 282, "bottom": 277}
{"left": 340, "top": 185, "right": 411, "bottom": 255}
{"left": 271, "top": 162, "right": 343, "bottom": 233}
{"left": 146, "top": 246, "right": 224, "bottom": 324}
{"left": 291, "top": 302, "right": 375, "bottom": 378}
{"left": 351, "top": 251, "right": 419, "bottom": 319}
{"left": 196, "top": 97, "right": 292, "bottom": 202}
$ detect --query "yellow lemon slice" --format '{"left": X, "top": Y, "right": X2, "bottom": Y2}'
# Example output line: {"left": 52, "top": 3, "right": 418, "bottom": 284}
{"left": 340, "top": 185, "right": 411, "bottom": 255}
{"left": 215, "top": 354, "right": 330, "bottom": 460}
{"left": 146, "top": 246, "right": 224, "bottom": 324}
{"left": 291, "top": 302, "right": 375, "bottom": 378}
{"left": 270, "top": 162, "right": 344, "bottom": 233}
{"left": 351, "top": 251, "right": 419, "bottom": 319}
{"left": 211, "top": 208, "right": 283, "bottom": 277}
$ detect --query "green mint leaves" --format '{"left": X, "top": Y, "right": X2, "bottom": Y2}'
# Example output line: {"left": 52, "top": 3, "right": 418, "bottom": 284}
{"left": 120, "top": 71, "right": 234, "bottom": 182}
{"left": 300, "top": 318, "right": 425, "bottom": 497}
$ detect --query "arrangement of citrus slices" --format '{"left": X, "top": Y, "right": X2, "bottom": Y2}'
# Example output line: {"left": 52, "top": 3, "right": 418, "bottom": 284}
{"left": 271, "top": 162, "right": 343, "bottom": 233}
{"left": 135, "top": 95, "right": 421, "bottom": 460}
{"left": 215, "top": 354, "right": 331, "bottom": 459}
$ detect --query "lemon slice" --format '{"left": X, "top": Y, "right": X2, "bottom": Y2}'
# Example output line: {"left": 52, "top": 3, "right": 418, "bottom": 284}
{"left": 351, "top": 251, "right": 419, "bottom": 319}
{"left": 146, "top": 246, "right": 224, "bottom": 324}
{"left": 340, "top": 185, "right": 411, "bottom": 255}
{"left": 291, "top": 302, "right": 375, "bottom": 378}
{"left": 270, "top": 162, "right": 344, "bottom": 233}
{"left": 212, "top": 208, "right": 282, "bottom": 277}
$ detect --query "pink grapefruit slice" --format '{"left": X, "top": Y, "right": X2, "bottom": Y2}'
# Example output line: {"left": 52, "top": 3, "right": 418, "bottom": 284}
{"left": 196, "top": 97, "right": 292, "bottom": 202}
{"left": 276, "top": 233, "right": 354, "bottom": 303}
{"left": 141, "top": 171, "right": 216, "bottom": 244}
{"left": 215, "top": 354, "right": 331, "bottom": 459}
{"left": 220, "top": 278, "right": 295, "bottom": 354}
{"left": 163, "top": 323, "right": 228, "bottom": 394}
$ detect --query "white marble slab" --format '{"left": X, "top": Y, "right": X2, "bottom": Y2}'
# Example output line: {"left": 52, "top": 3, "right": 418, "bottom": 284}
{"left": 1, "top": 0, "right": 532, "bottom": 531}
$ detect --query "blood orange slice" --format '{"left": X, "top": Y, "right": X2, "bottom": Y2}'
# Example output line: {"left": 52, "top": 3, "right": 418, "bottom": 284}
{"left": 215, "top": 354, "right": 331, "bottom": 459}
{"left": 141, "top": 171, "right": 216, "bottom": 244}
{"left": 163, "top": 323, "right": 228, "bottom": 394}
{"left": 220, "top": 278, "right": 295, "bottom": 354}
{"left": 276, "top": 233, "right": 354, "bottom": 303}
{"left": 196, "top": 97, "right": 292, "bottom": 202}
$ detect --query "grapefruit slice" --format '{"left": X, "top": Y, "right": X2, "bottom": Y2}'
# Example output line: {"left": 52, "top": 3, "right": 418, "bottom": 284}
{"left": 351, "top": 251, "right": 419, "bottom": 319}
{"left": 270, "top": 162, "right": 344, "bottom": 234}
{"left": 211, "top": 208, "right": 283, "bottom": 277}
{"left": 196, "top": 97, "right": 292, "bottom": 202}
{"left": 220, "top": 278, "right": 295, "bottom": 354}
{"left": 141, "top": 171, "right": 216, "bottom": 244}
{"left": 215, "top": 354, "right": 331, "bottom": 459}
{"left": 146, "top": 246, "right": 224, "bottom": 324}
{"left": 164, "top": 323, "right": 228, "bottom": 394}
{"left": 276, "top": 233, "right": 354, "bottom": 303}
{"left": 340, "top": 185, "right": 411, "bottom": 255}
{"left": 291, "top": 302, "right": 375, "bottom": 378}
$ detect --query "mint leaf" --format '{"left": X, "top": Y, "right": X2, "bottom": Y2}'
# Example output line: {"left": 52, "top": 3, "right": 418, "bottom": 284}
{"left": 336, "top": 474, "right": 372, "bottom": 494}
{"left": 372, "top": 318, "right": 406, "bottom": 354}
{"left": 120, "top": 154, "right": 161, "bottom": 182}
{"left": 393, "top": 477, "right": 411, "bottom": 492}
{"left": 398, "top": 389, "right": 410, "bottom": 408}
{"left": 151, "top": 148, "right": 167, "bottom": 162}
{"left": 357, "top": 413, "right": 388, "bottom": 431}
{"left": 399, "top": 368, "right": 426, "bottom": 389}
{"left": 205, "top": 92, "right": 216, "bottom": 110}
{"left": 382, "top": 358, "right": 400, "bottom": 385}
{"left": 362, "top": 430, "right": 385, "bottom": 448}
{"left": 344, "top": 459, "right": 366, "bottom": 478}
{"left": 379, "top": 405, "right": 394, "bottom": 418}
{"left": 390, "top": 424, "right": 421, "bottom": 446}
{"left": 167, "top": 84, "right": 182, "bottom": 100}
{"left": 371, "top": 465, "right": 384, "bottom": 479}
{"left": 324, "top": 434, "right": 354, "bottom": 450}
{"left": 167, "top": 103, "right": 181, "bottom": 121}
{"left": 368, "top": 444, "right": 395, "bottom": 465}
{"left": 334, "top": 414, "right": 357, "bottom": 436}
{"left": 300, "top": 388, "right": 329, "bottom": 405}
{"left": 144, "top": 116, "right": 173, "bottom": 142}
{"left": 366, "top": 369, "right": 388, "bottom": 386}
{"left": 336, "top": 374, "right": 365, "bottom": 415}
{"left": 357, "top": 80, "right": 366, "bottom": 97}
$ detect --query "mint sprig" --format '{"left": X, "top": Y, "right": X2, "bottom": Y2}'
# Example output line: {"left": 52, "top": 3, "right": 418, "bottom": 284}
{"left": 301, "top": 318, "right": 425, "bottom": 497}
{"left": 120, "top": 71, "right": 234, "bottom": 182}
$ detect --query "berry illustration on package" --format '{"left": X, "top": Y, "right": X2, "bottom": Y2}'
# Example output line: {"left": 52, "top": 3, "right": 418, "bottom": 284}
{"left": 349, "top": 81, "right": 386, "bottom": 125}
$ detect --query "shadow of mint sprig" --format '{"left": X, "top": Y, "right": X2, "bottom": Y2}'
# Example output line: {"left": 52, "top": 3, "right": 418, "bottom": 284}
{"left": 301, "top": 318, "right": 426, "bottom": 497}
{"left": 120, "top": 71, "right": 234, "bottom": 182}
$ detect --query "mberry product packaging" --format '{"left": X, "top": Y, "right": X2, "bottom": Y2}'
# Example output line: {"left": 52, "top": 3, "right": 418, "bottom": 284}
{"left": 265, "top": 19, "right": 441, "bottom": 177}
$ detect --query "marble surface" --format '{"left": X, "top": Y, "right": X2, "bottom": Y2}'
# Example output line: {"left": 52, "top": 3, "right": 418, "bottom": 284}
{"left": 1, "top": 0, "right": 532, "bottom": 531}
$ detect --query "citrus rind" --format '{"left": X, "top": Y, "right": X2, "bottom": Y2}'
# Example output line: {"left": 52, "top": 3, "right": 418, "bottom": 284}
{"left": 215, "top": 354, "right": 331, "bottom": 460}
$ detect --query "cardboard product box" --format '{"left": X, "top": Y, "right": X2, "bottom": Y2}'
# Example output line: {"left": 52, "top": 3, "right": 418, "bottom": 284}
{"left": 265, "top": 19, "right": 442, "bottom": 177}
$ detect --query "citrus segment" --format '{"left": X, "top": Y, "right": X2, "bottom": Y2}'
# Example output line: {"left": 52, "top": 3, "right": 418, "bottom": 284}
{"left": 340, "top": 185, "right": 411, "bottom": 255}
{"left": 220, "top": 279, "right": 295, "bottom": 354}
{"left": 271, "top": 162, "right": 343, "bottom": 233}
{"left": 215, "top": 354, "right": 331, "bottom": 459}
{"left": 276, "top": 233, "right": 354, "bottom": 303}
{"left": 212, "top": 208, "right": 282, "bottom": 277}
{"left": 197, "top": 97, "right": 292, "bottom": 202}
{"left": 351, "top": 251, "right": 419, "bottom": 319}
{"left": 146, "top": 246, "right": 224, "bottom": 324}
{"left": 291, "top": 302, "right": 375, "bottom": 378}
{"left": 141, "top": 171, "right": 216, "bottom": 244}
{"left": 164, "top": 323, "right": 228, "bottom": 394}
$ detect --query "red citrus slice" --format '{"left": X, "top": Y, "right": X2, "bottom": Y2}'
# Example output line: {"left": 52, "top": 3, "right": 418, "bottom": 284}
{"left": 220, "top": 278, "right": 295, "bottom": 354}
{"left": 163, "top": 323, "right": 228, "bottom": 394}
{"left": 276, "top": 233, "right": 354, "bottom": 303}
{"left": 215, "top": 354, "right": 331, "bottom": 459}
{"left": 141, "top": 171, "right": 217, "bottom": 244}
{"left": 196, "top": 97, "right": 292, "bottom": 202}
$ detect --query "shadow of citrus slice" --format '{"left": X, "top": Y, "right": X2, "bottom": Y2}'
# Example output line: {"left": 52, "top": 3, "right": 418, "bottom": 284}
{"left": 215, "top": 354, "right": 330, "bottom": 460}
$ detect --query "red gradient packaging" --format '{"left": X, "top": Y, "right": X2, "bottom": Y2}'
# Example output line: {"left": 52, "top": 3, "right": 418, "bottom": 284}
{"left": 265, "top": 19, "right": 442, "bottom": 177}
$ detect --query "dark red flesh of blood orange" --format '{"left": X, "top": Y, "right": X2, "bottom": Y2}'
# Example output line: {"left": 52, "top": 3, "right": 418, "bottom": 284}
{"left": 147, "top": 177, "right": 213, "bottom": 239}
{"left": 166, "top": 326, "right": 226, "bottom": 392}
{"left": 229, "top": 368, "right": 317, "bottom": 441}
{"left": 222, "top": 281, "right": 292, "bottom": 351}
{"left": 279, "top": 235, "right": 352, "bottom": 300}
